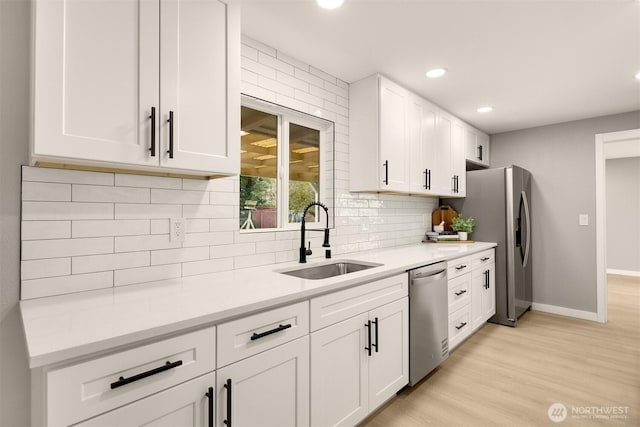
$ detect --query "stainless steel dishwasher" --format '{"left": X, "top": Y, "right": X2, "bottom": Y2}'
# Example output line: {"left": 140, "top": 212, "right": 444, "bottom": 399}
{"left": 408, "top": 261, "right": 449, "bottom": 386}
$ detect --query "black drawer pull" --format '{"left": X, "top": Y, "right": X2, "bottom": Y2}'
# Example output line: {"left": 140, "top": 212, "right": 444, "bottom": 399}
{"left": 480, "top": 256, "right": 490, "bottom": 262}
{"left": 454, "top": 289, "right": 467, "bottom": 296}
{"left": 250, "top": 323, "right": 292, "bottom": 341}
{"left": 455, "top": 264, "right": 467, "bottom": 271}
{"left": 110, "top": 360, "right": 182, "bottom": 389}
{"left": 455, "top": 322, "right": 468, "bottom": 330}
{"left": 205, "top": 386, "right": 214, "bottom": 427}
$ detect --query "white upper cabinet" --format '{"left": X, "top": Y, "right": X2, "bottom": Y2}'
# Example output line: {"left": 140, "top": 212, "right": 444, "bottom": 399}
{"left": 350, "top": 74, "right": 410, "bottom": 192}
{"left": 350, "top": 74, "right": 470, "bottom": 197}
{"left": 32, "top": 0, "right": 239, "bottom": 177}
{"left": 465, "top": 125, "right": 491, "bottom": 168}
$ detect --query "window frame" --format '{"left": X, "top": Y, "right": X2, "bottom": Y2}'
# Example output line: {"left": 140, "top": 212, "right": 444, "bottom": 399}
{"left": 240, "top": 95, "right": 335, "bottom": 232}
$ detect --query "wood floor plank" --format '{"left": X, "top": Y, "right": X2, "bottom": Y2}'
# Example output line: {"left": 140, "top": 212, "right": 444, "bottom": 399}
{"left": 361, "top": 275, "right": 640, "bottom": 426}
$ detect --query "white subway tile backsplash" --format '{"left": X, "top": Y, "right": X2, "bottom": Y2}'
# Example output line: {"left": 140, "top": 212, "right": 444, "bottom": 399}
{"left": 21, "top": 258, "right": 71, "bottom": 280}
{"left": 182, "top": 257, "right": 234, "bottom": 277}
{"left": 22, "top": 237, "right": 113, "bottom": 260}
{"left": 115, "top": 234, "right": 181, "bottom": 253}
{"left": 151, "top": 247, "right": 209, "bottom": 266}
{"left": 21, "top": 38, "right": 439, "bottom": 299}
{"left": 151, "top": 189, "right": 209, "bottom": 205}
{"left": 72, "top": 184, "right": 150, "bottom": 203}
{"left": 73, "top": 252, "right": 149, "bottom": 274}
{"left": 21, "top": 271, "right": 113, "bottom": 299}
{"left": 115, "top": 204, "right": 182, "bottom": 219}
{"left": 22, "top": 221, "right": 71, "bottom": 240}
{"left": 23, "top": 201, "right": 114, "bottom": 221}
{"left": 114, "top": 264, "right": 181, "bottom": 287}
{"left": 22, "top": 166, "right": 113, "bottom": 186}
{"left": 72, "top": 220, "right": 150, "bottom": 238}
{"left": 114, "top": 173, "right": 182, "bottom": 189}
{"left": 22, "top": 182, "right": 71, "bottom": 201}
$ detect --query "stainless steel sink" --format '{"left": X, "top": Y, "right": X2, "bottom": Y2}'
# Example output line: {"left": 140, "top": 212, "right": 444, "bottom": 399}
{"left": 278, "top": 260, "right": 382, "bottom": 280}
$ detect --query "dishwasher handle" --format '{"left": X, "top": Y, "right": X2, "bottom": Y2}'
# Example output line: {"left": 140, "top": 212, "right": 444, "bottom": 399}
{"left": 411, "top": 269, "right": 447, "bottom": 285}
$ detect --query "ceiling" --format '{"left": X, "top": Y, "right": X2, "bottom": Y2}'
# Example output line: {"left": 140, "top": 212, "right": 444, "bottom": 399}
{"left": 240, "top": 0, "right": 640, "bottom": 134}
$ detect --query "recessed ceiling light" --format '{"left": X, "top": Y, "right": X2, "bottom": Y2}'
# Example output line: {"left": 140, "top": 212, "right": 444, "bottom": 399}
{"left": 425, "top": 68, "right": 447, "bottom": 78}
{"left": 316, "top": 0, "right": 344, "bottom": 9}
{"left": 477, "top": 106, "right": 494, "bottom": 113}
{"left": 635, "top": 71, "right": 640, "bottom": 80}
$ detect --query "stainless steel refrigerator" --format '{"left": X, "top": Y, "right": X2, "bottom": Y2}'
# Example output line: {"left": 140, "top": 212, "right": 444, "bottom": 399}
{"left": 450, "top": 165, "right": 532, "bottom": 326}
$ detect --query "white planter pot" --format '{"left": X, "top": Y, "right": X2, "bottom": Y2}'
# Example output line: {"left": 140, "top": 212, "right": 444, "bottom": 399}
{"left": 457, "top": 231, "right": 468, "bottom": 241}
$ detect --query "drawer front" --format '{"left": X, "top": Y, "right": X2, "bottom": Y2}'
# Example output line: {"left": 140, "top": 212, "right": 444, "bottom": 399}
{"left": 217, "top": 301, "right": 309, "bottom": 368}
{"left": 448, "top": 274, "right": 471, "bottom": 313}
{"left": 472, "top": 249, "right": 495, "bottom": 270}
{"left": 448, "top": 306, "right": 472, "bottom": 350}
{"left": 447, "top": 256, "right": 471, "bottom": 279}
{"left": 47, "top": 327, "right": 216, "bottom": 427}
{"left": 310, "top": 274, "right": 408, "bottom": 332}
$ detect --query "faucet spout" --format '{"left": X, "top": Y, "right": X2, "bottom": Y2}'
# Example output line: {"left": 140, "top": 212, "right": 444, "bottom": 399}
{"left": 299, "top": 202, "right": 330, "bottom": 263}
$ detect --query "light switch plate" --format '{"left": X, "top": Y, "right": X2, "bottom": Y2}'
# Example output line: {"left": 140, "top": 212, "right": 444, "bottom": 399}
{"left": 579, "top": 214, "right": 589, "bottom": 226}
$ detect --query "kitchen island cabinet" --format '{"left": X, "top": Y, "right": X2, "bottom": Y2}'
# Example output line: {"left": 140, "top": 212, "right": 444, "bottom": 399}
{"left": 32, "top": 0, "right": 239, "bottom": 177}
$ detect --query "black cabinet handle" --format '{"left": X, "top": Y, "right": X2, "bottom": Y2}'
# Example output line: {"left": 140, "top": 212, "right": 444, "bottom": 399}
{"left": 250, "top": 323, "right": 292, "bottom": 341}
{"left": 454, "top": 289, "right": 467, "bottom": 296}
{"left": 485, "top": 270, "right": 490, "bottom": 289}
{"left": 455, "top": 322, "right": 467, "bottom": 330}
{"left": 480, "top": 256, "right": 490, "bottom": 262}
{"left": 372, "top": 317, "right": 379, "bottom": 353}
{"left": 149, "top": 107, "right": 156, "bottom": 157}
{"left": 205, "top": 386, "right": 214, "bottom": 427}
{"left": 427, "top": 169, "right": 431, "bottom": 190}
{"left": 224, "top": 379, "right": 232, "bottom": 427}
{"left": 454, "top": 175, "right": 459, "bottom": 193}
{"left": 423, "top": 169, "right": 428, "bottom": 189}
{"left": 383, "top": 160, "right": 389, "bottom": 185}
{"left": 364, "top": 320, "right": 372, "bottom": 356}
{"left": 455, "top": 264, "right": 467, "bottom": 271}
{"left": 110, "top": 360, "right": 182, "bottom": 389}
{"left": 166, "top": 110, "right": 174, "bottom": 159}
{"left": 478, "top": 145, "right": 483, "bottom": 161}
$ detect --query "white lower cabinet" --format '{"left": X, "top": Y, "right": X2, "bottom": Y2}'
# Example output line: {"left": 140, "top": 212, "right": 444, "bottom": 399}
{"left": 310, "top": 290, "right": 408, "bottom": 427}
{"left": 471, "top": 263, "right": 496, "bottom": 330}
{"left": 447, "top": 249, "right": 496, "bottom": 350}
{"left": 75, "top": 372, "right": 216, "bottom": 427}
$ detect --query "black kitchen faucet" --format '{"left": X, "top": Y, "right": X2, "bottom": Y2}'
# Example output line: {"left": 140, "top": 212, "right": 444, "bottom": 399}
{"left": 299, "top": 202, "right": 330, "bottom": 263}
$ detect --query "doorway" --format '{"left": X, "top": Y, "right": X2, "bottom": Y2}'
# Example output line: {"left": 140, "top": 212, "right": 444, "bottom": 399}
{"left": 595, "top": 128, "right": 640, "bottom": 323}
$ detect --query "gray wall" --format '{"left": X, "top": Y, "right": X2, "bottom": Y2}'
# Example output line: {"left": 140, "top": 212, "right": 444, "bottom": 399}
{"left": 490, "top": 111, "right": 640, "bottom": 313}
{"left": 1, "top": 0, "right": 31, "bottom": 425}
{"left": 606, "top": 157, "right": 640, "bottom": 273}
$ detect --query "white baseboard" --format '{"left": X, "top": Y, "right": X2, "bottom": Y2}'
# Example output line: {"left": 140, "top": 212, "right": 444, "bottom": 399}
{"left": 531, "top": 303, "right": 599, "bottom": 322}
{"left": 607, "top": 269, "right": 640, "bottom": 278}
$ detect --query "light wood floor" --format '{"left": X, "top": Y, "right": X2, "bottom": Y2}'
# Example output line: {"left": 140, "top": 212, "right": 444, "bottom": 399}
{"left": 362, "top": 274, "right": 640, "bottom": 426}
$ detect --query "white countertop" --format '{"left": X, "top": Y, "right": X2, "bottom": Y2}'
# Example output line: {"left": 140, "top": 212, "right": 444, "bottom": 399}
{"left": 20, "top": 241, "right": 496, "bottom": 368}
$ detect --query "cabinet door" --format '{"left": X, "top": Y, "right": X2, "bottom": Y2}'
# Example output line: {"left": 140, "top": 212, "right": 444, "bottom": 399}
{"left": 471, "top": 264, "right": 496, "bottom": 330}
{"left": 160, "top": 0, "right": 239, "bottom": 174}
{"left": 408, "top": 96, "right": 439, "bottom": 195}
{"left": 217, "top": 336, "right": 309, "bottom": 427}
{"left": 311, "top": 313, "right": 369, "bottom": 427}
{"left": 75, "top": 372, "right": 215, "bottom": 427}
{"left": 368, "top": 298, "right": 409, "bottom": 411}
{"left": 33, "top": 0, "right": 159, "bottom": 167}
{"left": 434, "top": 112, "right": 453, "bottom": 195}
{"left": 379, "top": 78, "right": 409, "bottom": 191}
{"left": 451, "top": 120, "right": 466, "bottom": 197}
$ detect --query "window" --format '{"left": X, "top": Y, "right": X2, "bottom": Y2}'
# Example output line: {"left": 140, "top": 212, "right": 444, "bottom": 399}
{"left": 240, "top": 96, "right": 334, "bottom": 230}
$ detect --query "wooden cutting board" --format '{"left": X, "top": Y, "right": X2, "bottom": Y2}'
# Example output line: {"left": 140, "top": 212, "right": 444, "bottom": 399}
{"left": 432, "top": 205, "right": 458, "bottom": 231}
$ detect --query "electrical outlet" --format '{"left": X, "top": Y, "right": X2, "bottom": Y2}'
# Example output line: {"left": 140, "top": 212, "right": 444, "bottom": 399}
{"left": 170, "top": 218, "right": 186, "bottom": 242}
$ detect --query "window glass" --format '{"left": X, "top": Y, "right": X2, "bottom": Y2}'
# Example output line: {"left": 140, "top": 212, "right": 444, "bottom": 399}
{"left": 288, "top": 123, "right": 320, "bottom": 224}
{"left": 240, "top": 106, "right": 278, "bottom": 229}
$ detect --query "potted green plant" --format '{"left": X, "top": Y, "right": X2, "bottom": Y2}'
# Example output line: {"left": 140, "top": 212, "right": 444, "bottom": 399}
{"left": 451, "top": 215, "right": 475, "bottom": 241}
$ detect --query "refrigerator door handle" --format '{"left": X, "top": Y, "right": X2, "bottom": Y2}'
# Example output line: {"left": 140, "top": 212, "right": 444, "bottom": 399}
{"left": 521, "top": 190, "right": 531, "bottom": 268}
